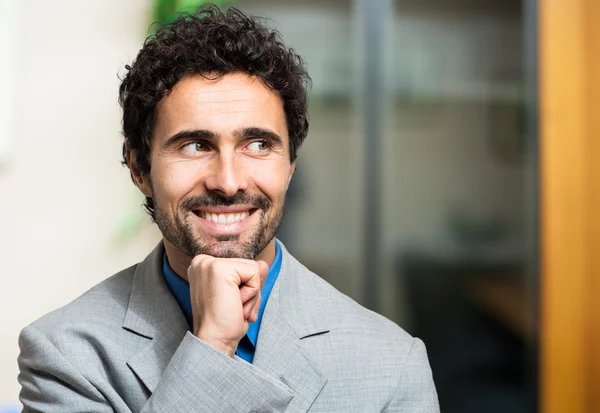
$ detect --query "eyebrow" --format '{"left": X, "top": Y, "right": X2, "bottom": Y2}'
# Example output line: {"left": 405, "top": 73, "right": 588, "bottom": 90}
{"left": 162, "top": 127, "right": 284, "bottom": 149}
{"left": 234, "top": 127, "right": 284, "bottom": 145}
{"left": 162, "top": 129, "right": 218, "bottom": 149}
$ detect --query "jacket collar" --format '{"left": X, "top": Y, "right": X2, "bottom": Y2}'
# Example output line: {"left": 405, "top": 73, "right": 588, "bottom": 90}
{"left": 252, "top": 241, "right": 329, "bottom": 411}
{"left": 122, "top": 241, "right": 329, "bottom": 410}
{"left": 264, "top": 241, "right": 331, "bottom": 339}
{"left": 122, "top": 242, "right": 188, "bottom": 339}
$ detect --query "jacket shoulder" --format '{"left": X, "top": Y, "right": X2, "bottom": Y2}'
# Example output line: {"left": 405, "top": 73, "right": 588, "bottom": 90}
{"left": 287, "top": 255, "right": 414, "bottom": 351}
{"left": 28, "top": 264, "right": 138, "bottom": 339}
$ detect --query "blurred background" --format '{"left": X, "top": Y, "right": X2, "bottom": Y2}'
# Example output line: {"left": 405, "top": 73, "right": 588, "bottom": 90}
{"left": 2, "top": 0, "right": 594, "bottom": 412}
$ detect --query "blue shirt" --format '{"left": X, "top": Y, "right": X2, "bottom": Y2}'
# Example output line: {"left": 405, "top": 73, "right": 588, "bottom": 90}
{"left": 162, "top": 242, "right": 282, "bottom": 363}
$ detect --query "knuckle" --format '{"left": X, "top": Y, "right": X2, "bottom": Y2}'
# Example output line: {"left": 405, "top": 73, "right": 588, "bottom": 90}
{"left": 211, "top": 260, "right": 229, "bottom": 274}
{"left": 189, "top": 255, "right": 217, "bottom": 278}
{"left": 191, "top": 254, "right": 207, "bottom": 268}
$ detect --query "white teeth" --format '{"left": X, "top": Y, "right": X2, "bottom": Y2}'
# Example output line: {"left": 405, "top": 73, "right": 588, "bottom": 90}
{"left": 200, "top": 211, "right": 251, "bottom": 224}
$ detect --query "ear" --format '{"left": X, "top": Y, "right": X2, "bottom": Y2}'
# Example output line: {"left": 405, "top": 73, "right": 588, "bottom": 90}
{"left": 125, "top": 147, "right": 153, "bottom": 198}
{"left": 286, "top": 161, "right": 296, "bottom": 189}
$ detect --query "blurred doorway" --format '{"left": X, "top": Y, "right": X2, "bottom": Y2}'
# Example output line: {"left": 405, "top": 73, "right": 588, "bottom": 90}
{"left": 240, "top": 0, "right": 539, "bottom": 411}
{"left": 383, "top": 1, "right": 537, "bottom": 412}
{"left": 237, "top": 0, "right": 538, "bottom": 410}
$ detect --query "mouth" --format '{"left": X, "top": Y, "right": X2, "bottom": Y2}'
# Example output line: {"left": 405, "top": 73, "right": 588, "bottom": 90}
{"left": 190, "top": 207, "right": 259, "bottom": 233}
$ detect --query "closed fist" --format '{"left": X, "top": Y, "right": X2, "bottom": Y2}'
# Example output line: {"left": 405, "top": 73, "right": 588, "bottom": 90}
{"left": 188, "top": 255, "right": 269, "bottom": 357}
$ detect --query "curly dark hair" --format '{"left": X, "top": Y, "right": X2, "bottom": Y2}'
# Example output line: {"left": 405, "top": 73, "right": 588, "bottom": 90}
{"left": 119, "top": 4, "right": 311, "bottom": 219}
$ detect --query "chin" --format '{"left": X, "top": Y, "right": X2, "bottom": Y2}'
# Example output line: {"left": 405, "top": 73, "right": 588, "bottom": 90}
{"left": 194, "top": 237, "right": 259, "bottom": 260}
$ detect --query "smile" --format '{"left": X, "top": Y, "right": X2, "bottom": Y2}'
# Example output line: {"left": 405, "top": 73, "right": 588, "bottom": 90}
{"left": 197, "top": 211, "right": 250, "bottom": 224}
{"left": 190, "top": 207, "right": 259, "bottom": 233}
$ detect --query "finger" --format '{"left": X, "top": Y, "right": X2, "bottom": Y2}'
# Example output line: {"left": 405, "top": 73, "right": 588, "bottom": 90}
{"left": 239, "top": 283, "right": 259, "bottom": 304}
{"left": 257, "top": 260, "right": 269, "bottom": 287}
{"left": 250, "top": 293, "right": 262, "bottom": 322}
{"left": 242, "top": 299, "right": 253, "bottom": 320}
{"left": 244, "top": 293, "right": 261, "bottom": 323}
{"left": 242, "top": 292, "right": 260, "bottom": 320}
{"left": 190, "top": 254, "right": 214, "bottom": 267}
{"left": 235, "top": 260, "right": 262, "bottom": 288}
{"left": 187, "top": 254, "right": 214, "bottom": 279}
{"left": 239, "top": 264, "right": 262, "bottom": 295}
{"left": 244, "top": 289, "right": 262, "bottom": 318}
{"left": 239, "top": 260, "right": 268, "bottom": 314}
{"left": 238, "top": 261, "right": 265, "bottom": 302}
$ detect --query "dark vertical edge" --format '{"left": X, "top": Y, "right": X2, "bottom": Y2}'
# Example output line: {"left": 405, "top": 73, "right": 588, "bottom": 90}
{"left": 523, "top": 0, "right": 540, "bottom": 411}
{"left": 356, "top": 0, "right": 385, "bottom": 311}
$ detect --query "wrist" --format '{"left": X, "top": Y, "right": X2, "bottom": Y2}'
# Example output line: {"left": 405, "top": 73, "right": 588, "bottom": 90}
{"left": 195, "top": 328, "right": 237, "bottom": 358}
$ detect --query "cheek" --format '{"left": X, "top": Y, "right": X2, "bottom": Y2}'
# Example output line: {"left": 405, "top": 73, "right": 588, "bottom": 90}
{"left": 251, "top": 163, "right": 291, "bottom": 204}
{"left": 151, "top": 162, "right": 203, "bottom": 205}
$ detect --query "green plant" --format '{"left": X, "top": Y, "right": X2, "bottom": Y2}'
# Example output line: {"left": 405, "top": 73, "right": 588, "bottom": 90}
{"left": 152, "top": 0, "right": 237, "bottom": 26}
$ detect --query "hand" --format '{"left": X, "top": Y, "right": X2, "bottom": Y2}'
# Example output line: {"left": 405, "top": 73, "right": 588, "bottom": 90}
{"left": 187, "top": 255, "right": 269, "bottom": 357}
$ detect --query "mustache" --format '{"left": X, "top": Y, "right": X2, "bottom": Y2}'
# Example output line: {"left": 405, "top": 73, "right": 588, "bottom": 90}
{"left": 180, "top": 192, "right": 271, "bottom": 211}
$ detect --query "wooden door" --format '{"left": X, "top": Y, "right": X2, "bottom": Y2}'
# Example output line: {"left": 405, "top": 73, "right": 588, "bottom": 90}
{"left": 540, "top": 0, "right": 600, "bottom": 412}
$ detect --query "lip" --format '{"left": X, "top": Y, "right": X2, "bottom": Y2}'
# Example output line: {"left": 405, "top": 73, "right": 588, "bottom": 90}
{"left": 190, "top": 208, "right": 258, "bottom": 234}
{"left": 192, "top": 205, "right": 257, "bottom": 214}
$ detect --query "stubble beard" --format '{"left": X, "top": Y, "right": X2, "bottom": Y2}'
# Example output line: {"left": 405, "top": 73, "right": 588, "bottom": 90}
{"left": 153, "top": 191, "right": 284, "bottom": 260}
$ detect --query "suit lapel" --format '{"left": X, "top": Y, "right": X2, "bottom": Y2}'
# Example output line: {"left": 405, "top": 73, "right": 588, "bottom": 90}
{"left": 122, "top": 242, "right": 189, "bottom": 393}
{"left": 253, "top": 242, "right": 330, "bottom": 412}
{"left": 120, "top": 240, "right": 331, "bottom": 408}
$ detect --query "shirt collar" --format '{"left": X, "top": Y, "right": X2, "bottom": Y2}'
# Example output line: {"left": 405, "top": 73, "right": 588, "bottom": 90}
{"left": 162, "top": 241, "right": 283, "bottom": 347}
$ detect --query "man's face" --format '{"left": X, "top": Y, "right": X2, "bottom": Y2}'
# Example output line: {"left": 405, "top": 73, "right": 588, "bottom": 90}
{"left": 135, "top": 73, "right": 294, "bottom": 260}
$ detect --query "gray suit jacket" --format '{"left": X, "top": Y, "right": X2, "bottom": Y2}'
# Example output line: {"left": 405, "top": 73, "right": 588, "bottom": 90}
{"left": 18, "top": 242, "right": 439, "bottom": 412}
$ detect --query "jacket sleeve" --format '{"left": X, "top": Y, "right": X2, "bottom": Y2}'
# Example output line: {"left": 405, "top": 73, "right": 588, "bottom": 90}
{"left": 18, "top": 325, "right": 115, "bottom": 413}
{"left": 384, "top": 338, "right": 440, "bottom": 413}
{"left": 18, "top": 327, "right": 294, "bottom": 413}
{"left": 140, "top": 332, "right": 294, "bottom": 413}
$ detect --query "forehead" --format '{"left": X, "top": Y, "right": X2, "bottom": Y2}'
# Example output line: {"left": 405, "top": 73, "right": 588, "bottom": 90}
{"left": 154, "top": 73, "right": 288, "bottom": 142}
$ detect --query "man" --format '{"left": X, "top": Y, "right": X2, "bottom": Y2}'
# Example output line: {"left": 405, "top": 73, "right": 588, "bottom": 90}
{"left": 18, "top": 5, "right": 439, "bottom": 412}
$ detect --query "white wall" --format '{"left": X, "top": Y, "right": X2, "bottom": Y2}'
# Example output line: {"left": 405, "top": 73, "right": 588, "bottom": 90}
{"left": 0, "top": 0, "right": 160, "bottom": 405}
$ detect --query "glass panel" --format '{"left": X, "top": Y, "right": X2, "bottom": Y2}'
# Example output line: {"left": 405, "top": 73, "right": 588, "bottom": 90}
{"left": 241, "top": 0, "right": 537, "bottom": 411}
{"left": 385, "top": 1, "right": 537, "bottom": 412}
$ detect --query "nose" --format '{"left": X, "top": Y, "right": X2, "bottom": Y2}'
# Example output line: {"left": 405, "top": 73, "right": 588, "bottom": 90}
{"left": 203, "top": 151, "right": 248, "bottom": 197}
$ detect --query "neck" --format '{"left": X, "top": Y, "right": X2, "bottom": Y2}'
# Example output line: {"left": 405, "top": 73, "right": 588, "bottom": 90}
{"left": 163, "top": 238, "right": 277, "bottom": 282}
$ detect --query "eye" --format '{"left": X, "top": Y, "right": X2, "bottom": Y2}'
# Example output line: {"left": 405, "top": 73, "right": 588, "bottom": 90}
{"left": 246, "top": 140, "right": 271, "bottom": 154}
{"left": 182, "top": 141, "right": 209, "bottom": 154}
